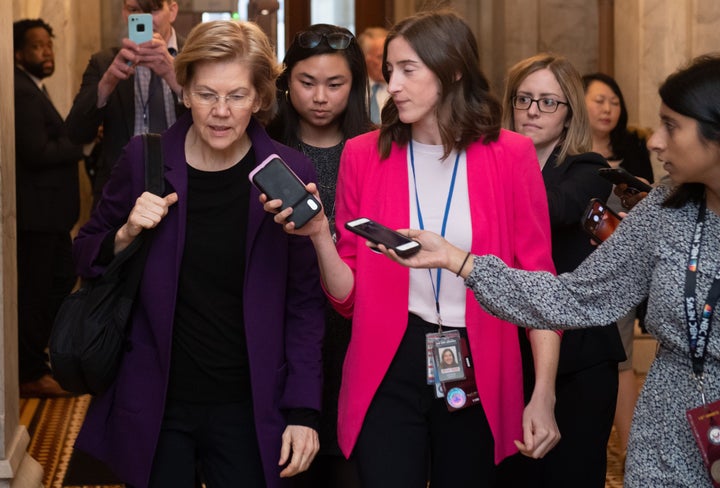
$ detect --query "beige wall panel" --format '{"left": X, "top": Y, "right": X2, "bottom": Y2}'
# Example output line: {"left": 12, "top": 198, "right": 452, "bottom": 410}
{"left": 504, "top": 0, "right": 540, "bottom": 67}
{"left": 614, "top": 0, "right": 641, "bottom": 128}
{"left": 637, "top": 0, "right": 687, "bottom": 134}
{"left": 691, "top": 0, "right": 720, "bottom": 57}
{"left": 538, "top": 0, "right": 597, "bottom": 76}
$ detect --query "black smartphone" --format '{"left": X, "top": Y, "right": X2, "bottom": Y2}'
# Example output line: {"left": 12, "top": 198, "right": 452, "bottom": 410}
{"left": 249, "top": 154, "right": 322, "bottom": 229}
{"left": 581, "top": 198, "right": 622, "bottom": 242}
{"left": 598, "top": 167, "right": 653, "bottom": 193}
{"left": 344, "top": 217, "right": 421, "bottom": 257}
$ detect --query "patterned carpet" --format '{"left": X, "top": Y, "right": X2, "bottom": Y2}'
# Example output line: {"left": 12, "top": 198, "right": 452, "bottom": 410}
{"left": 20, "top": 391, "right": 632, "bottom": 487}
{"left": 19, "top": 395, "right": 123, "bottom": 488}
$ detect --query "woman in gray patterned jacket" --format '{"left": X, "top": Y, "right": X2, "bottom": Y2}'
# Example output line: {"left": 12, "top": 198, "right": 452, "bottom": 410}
{"left": 379, "top": 54, "right": 720, "bottom": 487}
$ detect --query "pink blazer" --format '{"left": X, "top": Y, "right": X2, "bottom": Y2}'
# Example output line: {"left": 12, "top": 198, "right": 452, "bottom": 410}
{"left": 328, "top": 129, "right": 555, "bottom": 463}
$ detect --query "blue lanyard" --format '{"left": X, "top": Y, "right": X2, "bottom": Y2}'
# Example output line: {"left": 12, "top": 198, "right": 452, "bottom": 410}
{"left": 409, "top": 140, "right": 461, "bottom": 326}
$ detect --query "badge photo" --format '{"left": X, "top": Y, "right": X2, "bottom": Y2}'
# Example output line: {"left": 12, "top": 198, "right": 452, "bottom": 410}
{"left": 433, "top": 336, "right": 465, "bottom": 383}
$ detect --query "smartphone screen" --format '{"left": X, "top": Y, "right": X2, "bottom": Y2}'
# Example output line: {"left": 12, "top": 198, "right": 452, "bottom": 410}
{"left": 128, "top": 14, "right": 153, "bottom": 44}
{"left": 249, "top": 155, "right": 321, "bottom": 228}
{"left": 582, "top": 199, "right": 622, "bottom": 242}
{"left": 345, "top": 218, "right": 421, "bottom": 257}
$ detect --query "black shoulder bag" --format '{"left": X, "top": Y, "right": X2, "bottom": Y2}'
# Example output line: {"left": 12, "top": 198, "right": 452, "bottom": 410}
{"left": 49, "top": 133, "right": 165, "bottom": 395}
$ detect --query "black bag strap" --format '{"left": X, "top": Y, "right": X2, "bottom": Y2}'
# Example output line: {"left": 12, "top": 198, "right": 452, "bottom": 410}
{"left": 102, "top": 133, "right": 165, "bottom": 274}
{"left": 128, "top": 132, "right": 165, "bottom": 263}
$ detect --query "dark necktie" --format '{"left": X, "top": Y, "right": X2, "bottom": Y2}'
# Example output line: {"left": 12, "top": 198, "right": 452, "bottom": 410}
{"left": 41, "top": 84, "right": 51, "bottom": 100}
{"left": 148, "top": 72, "right": 167, "bottom": 133}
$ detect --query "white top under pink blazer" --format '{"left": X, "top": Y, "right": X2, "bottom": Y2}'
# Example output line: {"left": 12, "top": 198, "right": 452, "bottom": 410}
{"left": 328, "top": 128, "right": 556, "bottom": 464}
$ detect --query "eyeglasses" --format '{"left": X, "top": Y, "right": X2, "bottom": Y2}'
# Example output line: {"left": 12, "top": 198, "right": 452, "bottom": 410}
{"left": 512, "top": 96, "right": 568, "bottom": 113}
{"left": 296, "top": 31, "right": 353, "bottom": 50}
{"left": 190, "top": 91, "right": 255, "bottom": 109}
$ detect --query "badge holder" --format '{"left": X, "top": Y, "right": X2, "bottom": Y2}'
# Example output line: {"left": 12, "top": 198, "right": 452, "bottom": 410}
{"left": 441, "top": 337, "right": 480, "bottom": 412}
{"left": 687, "top": 378, "right": 720, "bottom": 487}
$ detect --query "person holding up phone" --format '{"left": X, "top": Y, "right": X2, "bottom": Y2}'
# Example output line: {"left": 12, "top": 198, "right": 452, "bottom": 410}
{"left": 72, "top": 21, "right": 324, "bottom": 488}
{"left": 265, "top": 23, "right": 374, "bottom": 488}
{"left": 66, "top": 0, "right": 185, "bottom": 209}
{"left": 583, "top": 72, "right": 656, "bottom": 458}
{"left": 383, "top": 53, "right": 720, "bottom": 488}
{"left": 263, "top": 9, "right": 561, "bottom": 487}
{"left": 583, "top": 72, "right": 655, "bottom": 197}
{"left": 498, "top": 54, "right": 626, "bottom": 488}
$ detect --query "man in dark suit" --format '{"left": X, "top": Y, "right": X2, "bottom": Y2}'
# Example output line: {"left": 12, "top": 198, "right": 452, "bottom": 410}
{"left": 14, "top": 18, "right": 84, "bottom": 397}
{"left": 66, "top": 0, "right": 185, "bottom": 207}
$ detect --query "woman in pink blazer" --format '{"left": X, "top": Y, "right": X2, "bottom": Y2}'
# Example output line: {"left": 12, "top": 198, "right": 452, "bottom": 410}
{"left": 264, "top": 9, "right": 561, "bottom": 488}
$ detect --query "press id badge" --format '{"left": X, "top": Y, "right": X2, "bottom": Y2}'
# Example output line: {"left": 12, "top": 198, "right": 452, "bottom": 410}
{"left": 442, "top": 337, "right": 480, "bottom": 411}
{"left": 426, "top": 330, "right": 463, "bottom": 384}
{"left": 433, "top": 335, "right": 466, "bottom": 383}
{"left": 687, "top": 399, "right": 720, "bottom": 487}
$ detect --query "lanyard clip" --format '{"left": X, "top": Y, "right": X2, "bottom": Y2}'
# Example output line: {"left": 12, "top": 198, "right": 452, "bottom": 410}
{"left": 694, "top": 373, "right": 707, "bottom": 405}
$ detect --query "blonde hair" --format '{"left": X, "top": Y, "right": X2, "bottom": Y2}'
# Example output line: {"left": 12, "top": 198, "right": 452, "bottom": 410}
{"left": 502, "top": 53, "right": 591, "bottom": 166}
{"left": 174, "top": 20, "right": 282, "bottom": 125}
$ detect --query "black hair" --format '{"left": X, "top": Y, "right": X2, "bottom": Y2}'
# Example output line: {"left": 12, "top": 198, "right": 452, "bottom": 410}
{"left": 13, "top": 19, "right": 53, "bottom": 52}
{"left": 582, "top": 72, "right": 630, "bottom": 159}
{"left": 266, "top": 23, "right": 373, "bottom": 148}
{"left": 660, "top": 55, "right": 720, "bottom": 208}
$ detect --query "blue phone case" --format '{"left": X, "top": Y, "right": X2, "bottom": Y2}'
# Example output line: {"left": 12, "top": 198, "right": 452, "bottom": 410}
{"left": 128, "top": 14, "right": 153, "bottom": 44}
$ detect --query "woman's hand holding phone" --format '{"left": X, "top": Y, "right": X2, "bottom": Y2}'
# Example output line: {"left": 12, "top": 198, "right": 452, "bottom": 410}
{"left": 259, "top": 182, "right": 329, "bottom": 238}
{"left": 376, "top": 228, "right": 473, "bottom": 278}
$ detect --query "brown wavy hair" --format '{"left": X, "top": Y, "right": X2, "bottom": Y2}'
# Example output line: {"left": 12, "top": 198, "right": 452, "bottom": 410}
{"left": 377, "top": 9, "right": 501, "bottom": 160}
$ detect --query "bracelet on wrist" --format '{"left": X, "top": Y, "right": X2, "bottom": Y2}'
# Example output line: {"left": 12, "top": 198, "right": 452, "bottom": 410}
{"left": 455, "top": 251, "right": 472, "bottom": 277}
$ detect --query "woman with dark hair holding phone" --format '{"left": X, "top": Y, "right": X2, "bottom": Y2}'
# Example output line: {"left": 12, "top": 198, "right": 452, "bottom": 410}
{"left": 583, "top": 71, "right": 655, "bottom": 460}
{"left": 387, "top": 53, "right": 720, "bottom": 488}
{"left": 263, "top": 9, "right": 561, "bottom": 487}
{"left": 498, "top": 53, "right": 625, "bottom": 488}
{"left": 267, "top": 23, "right": 373, "bottom": 488}
{"left": 582, "top": 72, "right": 655, "bottom": 186}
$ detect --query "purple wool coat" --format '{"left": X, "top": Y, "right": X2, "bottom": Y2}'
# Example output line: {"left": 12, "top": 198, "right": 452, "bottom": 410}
{"left": 72, "top": 112, "right": 325, "bottom": 488}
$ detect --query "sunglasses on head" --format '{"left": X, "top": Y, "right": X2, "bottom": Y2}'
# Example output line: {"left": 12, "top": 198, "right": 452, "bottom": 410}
{"left": 297, "top": 31, "right": 353, "bottom": 50}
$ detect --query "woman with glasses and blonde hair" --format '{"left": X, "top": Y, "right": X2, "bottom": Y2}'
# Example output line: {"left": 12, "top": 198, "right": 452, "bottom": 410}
{"left": 496, "top": 53, "right": 626, "bottom": 487}
{"left": 267, "top": 23, "right": 372, "bottom": 488}
{"left": 262, "top": 10, "right": 561, "bottom": 487}
{"left": 72, "top": 20, "right": 325, "bottom": 488}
